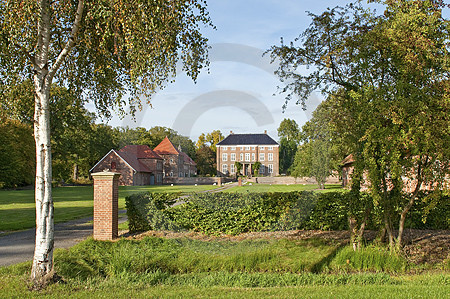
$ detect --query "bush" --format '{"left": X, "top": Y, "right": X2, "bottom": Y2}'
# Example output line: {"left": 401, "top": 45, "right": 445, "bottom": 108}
{"left": 306, "top": 192, "right": 349, "bottom": 230}
{"left": 125, "top": 190, "right": 448, "bottom": 236}
{"left": 170, "top": 192, "right": 294, "bottom": 235}
{"left": 125, "top": 192, "right": 181, "bottom": 233}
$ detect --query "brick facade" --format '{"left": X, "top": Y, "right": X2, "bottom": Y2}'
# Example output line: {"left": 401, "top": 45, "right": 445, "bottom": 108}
{"left": 216, "top": 132, "right": 280, "bottom": 177}
{"left": 153, "top": 137, "right": 197, "bottom": 182}
{"left": 90, "top": 145, "right": 164, "bottom": 186}
{"left": 92, "top": 172, "right": 120, "bottom": 241}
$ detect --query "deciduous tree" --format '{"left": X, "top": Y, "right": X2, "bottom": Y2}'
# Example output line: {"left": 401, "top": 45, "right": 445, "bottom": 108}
{"left": 0, "top": 0, "right": 212, "bottom": 283}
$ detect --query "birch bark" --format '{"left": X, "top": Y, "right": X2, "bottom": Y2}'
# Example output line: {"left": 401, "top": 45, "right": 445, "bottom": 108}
{"left": 30, "top": 0, "right": 84, "bottom": 282}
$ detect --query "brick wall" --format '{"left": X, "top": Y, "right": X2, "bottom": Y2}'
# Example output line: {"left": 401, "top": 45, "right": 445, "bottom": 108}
{"left": 247, "top": 176, "right": 340, "bottom": 185}
{"left": 91, "top": 151, "right": 134, "bottom": 185}
{"left": 217, "top": 144, "right": 280, "bottom": 177}
{"left": 92, "top": 172, "right": 120, "bottom": 241}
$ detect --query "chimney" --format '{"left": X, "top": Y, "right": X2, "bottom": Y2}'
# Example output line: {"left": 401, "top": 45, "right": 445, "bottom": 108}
{"left": 264, "top": 130, "right": 267, "bottom": 134}
{"left": 230, "top": 130, "right": 234, "bottom": 135}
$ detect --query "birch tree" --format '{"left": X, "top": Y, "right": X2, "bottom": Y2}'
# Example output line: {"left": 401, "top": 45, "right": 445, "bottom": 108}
{"left": 0, "top": 0, "right": 212, "bottom": 285}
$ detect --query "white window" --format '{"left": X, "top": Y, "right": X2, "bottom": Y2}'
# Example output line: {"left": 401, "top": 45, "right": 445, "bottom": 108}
{"left": 223, "top": 146, "right": 228, "bottom": 150}
{"left": 259, "top": 153, "right": 265, "bottom": 161}
{"left": 245, "top": 153, "right": 250, "bottom": 161}
{"left": 170, "top": 171, "right": 173, "bottom": 177}
{"left": 222, "top": 164, "right": 228, "bottom": 174}
{"left": 268, "top": 153, "right": 273, "bottom": 161}
{"left": 259, "top": 146, "right": 265, "bottom": 150}
{"left": 268, "top": 164, "right": 273, "bottom": 174}
{"left": 231, "top": 153, "right": 236, "bottom": 161}
{"left": 268, "top": 146, "right": 273, "bottom": 150}
{"left": 240, "top": 146, "right": 244, "bottom": 150}
{"left": 230, "top": 164, "right": 235, "bottom": 173}
{"left": 252, "top": 146, "right": 256, "bottom": 150}
{"left": 231, "top": 147, "right": 236, "bottom": 151}
{"left": 240, "top": 153, "right": 244, "bottom": 161}
{"left": 245, "top": 146, "right": 250, "bottom": 150}
{"left": 222, "top": 153, "right": 227, "bottom": 161}
{"left": 252, "top": 153, "right": 255, "bottom": 161}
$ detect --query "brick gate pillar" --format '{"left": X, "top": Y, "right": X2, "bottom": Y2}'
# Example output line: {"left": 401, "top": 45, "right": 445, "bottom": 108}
{"left": 91, "top": 171, "right": 121, "bottom": 240}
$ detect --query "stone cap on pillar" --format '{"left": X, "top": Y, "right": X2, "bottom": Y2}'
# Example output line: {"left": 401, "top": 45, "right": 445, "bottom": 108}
{"left": 91, "top": 171, "right": 121, "bottom": 178}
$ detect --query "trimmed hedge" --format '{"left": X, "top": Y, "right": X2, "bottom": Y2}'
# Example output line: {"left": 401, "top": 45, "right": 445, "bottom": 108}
{"left": 125, "top": 191, "right": 449, "bottom": 235}
{"left": 125, "top": 192, "right": 181, "bottom": 233}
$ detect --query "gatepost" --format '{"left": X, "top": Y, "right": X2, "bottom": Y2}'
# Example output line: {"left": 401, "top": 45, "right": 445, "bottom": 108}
{"left": 91, "top": 171, "right": 121, "bottom": 240}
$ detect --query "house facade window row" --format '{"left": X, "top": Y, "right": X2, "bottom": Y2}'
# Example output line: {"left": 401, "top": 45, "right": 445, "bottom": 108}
{"left": 216, "top": 133, "right": 280, "bottom": 177}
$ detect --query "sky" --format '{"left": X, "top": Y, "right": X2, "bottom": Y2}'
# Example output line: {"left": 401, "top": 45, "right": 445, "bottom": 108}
{"left": 94, "top": 0, "right": 447, "bottom": 143}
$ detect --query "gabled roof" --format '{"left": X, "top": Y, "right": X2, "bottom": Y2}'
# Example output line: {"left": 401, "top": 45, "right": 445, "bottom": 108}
{"left": 119, "top": 145, "right": 163, "bottom": 160}
{"left": 216, "top": 133, "right": 278, "bottom": 146}
{"left": 153, "top": 136, "right": 181, "bottom": 155}
{"left": 90, "top": 145, "right": 162, "bottom": 173}
{"left": 180, "top": 151, "right": 196, "bottom": 166}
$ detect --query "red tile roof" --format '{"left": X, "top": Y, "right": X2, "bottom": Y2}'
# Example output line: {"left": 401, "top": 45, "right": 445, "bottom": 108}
{"left": 180, "top": 151, "right": 196, "bottom": 166}
{"left": 119, "top": 145, "right": 163, "bottom": 160}
{"left": 153, "top": 137, "right": 180, "bottom": 155}
{"left": 115, "top": 145, "right": 163, "bottom": 173}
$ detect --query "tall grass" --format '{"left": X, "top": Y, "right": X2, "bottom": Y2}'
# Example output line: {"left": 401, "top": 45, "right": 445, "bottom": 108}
{"left": 51, "top": 236, "right": 419, "bottom": 283}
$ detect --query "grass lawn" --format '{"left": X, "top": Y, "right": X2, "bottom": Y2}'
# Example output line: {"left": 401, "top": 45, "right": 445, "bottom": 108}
{"left": 0, "top": 184, "right": 218, "bottom": 231}
{"left": 224, "top": 183, "right": 343, "bottom": 193}
{"left": 0, "top": 237, "right": 448, "bottom": 298}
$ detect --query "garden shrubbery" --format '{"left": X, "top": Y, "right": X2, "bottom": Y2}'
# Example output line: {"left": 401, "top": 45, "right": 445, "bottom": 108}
{"left": 125, "top": 191, "right": 449, "bottom": 235}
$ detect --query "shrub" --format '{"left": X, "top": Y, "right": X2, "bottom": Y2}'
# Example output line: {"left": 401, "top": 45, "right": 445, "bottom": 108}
{"left": 125, "top": 192, "right": 180, "bottom": 233}
{"left": 306, "top": 192, "right": 349, "bottom": 230}
{"left": 170, "top": 192, "right": 292, "bottom": 235}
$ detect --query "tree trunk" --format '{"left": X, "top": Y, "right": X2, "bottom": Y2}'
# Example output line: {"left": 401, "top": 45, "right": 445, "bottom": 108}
{"left": 73, "top": 163, "right": 79, "bottom": 182}
{"left": 397, "top": 179, "right": 423, "bottom": 249}
{"left": 29, "top": 0, "right": 83, "bottom": 285}
{"left": 31, "top": 83, "right": 54, "bottom": 283}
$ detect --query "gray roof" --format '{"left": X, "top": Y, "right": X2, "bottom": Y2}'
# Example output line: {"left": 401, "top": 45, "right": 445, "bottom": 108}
{"left": 217, "top": 134, "right": 278, "bottom": 146}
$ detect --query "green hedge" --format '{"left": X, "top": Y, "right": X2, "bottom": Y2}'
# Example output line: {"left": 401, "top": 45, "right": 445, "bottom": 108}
{"left": 125, "top": 191, "right": 449, "bottom": 235}
{"left": 125, "top": 192, "right": 181, "bottom": 233}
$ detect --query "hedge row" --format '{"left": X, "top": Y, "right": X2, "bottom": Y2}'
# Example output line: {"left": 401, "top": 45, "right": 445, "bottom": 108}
{"left": 125, "top": 191, "right": 449, "bottom": 235}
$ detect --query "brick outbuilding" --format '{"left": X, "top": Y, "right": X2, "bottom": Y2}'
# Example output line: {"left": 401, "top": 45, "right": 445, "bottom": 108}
{"left": 90, "top": 145, "right": 163, "bottom": 186}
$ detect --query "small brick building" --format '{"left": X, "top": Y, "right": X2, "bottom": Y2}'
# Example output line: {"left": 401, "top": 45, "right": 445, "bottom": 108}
{"left": 216, "top": 131, "right": 280, "bottom": 177}
{"left": 90, "top": 145, "right": 163, "bottom": 186}
{"left": 153, "top": 137, "right": 197, "bottom": 182}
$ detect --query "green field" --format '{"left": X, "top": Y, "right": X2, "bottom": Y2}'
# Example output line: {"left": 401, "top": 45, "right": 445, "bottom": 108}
{"left": 224, "top": 183, "right": 343, "bottom": 193}
{"left": 0, "top": 185, "right": 219, "bottom": 231}
{"left": 0, "top": 237, "right": 448, "bottom": 298}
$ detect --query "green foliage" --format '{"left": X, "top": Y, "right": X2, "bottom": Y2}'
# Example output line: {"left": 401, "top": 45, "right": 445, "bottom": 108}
{"left": 127, "top": 190, "right": 450, "bottom": 235}
{"left": 277, "top": 119, "right": 300, "bottom": 174}
{"left": 307, "top": 192, "right": 349, "bottom": 231}
{"left": 234, "top": 162, "right": 243, "bottom": 176}
{"left": 268, "top": 0, "right": 450, "bottom": 249}
{"left": 196, "top": 130, "right": 224, "bottom": 152}
{"left": 279, "top": 137, "right": 297, "bottom": 175}
{"left": 125, "top": 192, "right": 181, "bottom": 233}
{"left": 0, "top": 120, "right": 35, "bottom": 189}
{"left": 195, "top": 146, "right": 216, "bottom": 176}
{"left": 277, "top": 118, "right": 300, "bottom": 143}
{"left": 170, "top": 193, "right": 290, "bottom": 235}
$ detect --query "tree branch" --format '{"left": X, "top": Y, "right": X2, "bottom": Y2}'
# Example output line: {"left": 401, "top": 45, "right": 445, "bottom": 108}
{"left": 48, "top": 0, "right": 84, "bottom": 81}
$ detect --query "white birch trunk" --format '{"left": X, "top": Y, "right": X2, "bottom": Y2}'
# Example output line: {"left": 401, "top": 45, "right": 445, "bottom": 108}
{"left": 31, "top": 82, "right": 54, "bottom": 281}
{"left": 30, "top": 0, "right": 54, "bottom": 282}
{"left": 30, "top": 0, "right": 84, "bottom": 283}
